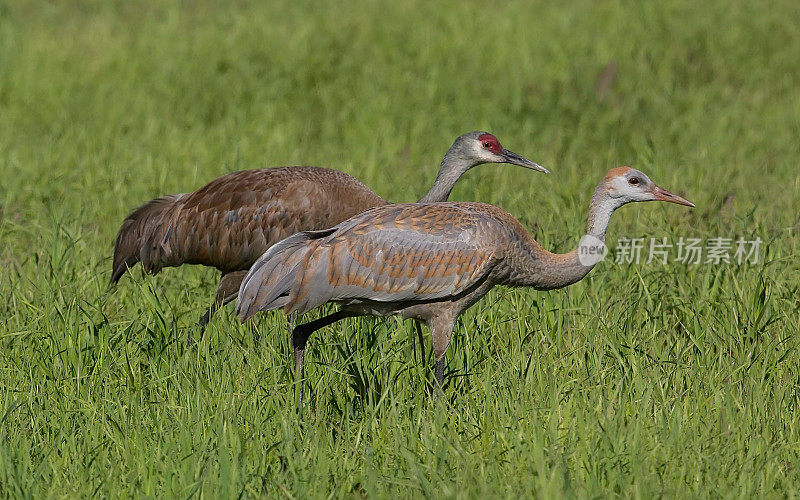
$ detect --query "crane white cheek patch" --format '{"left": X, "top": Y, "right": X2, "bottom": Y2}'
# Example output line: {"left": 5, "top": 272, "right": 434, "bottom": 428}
{"left": 578, "top": 235, "right": 608, "bottom": 266}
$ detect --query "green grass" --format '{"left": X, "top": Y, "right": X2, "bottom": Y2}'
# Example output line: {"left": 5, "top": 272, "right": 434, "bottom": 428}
{"left": 1, "top": 0, "right": 800, "bottom": 497}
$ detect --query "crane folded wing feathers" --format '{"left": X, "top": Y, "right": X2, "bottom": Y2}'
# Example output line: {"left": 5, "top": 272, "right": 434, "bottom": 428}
{"left": 236, "top": 204, "right": 501, "bottom": 321}
{"left": 235, "top": 228, "right": 334, "bottom": 320}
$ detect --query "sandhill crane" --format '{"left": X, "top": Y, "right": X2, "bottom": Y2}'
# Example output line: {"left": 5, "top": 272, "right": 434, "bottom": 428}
{"left": 236, "top": 167, "right": 694, "bottom": 403}
{"left": 111, "top": 132, "right": 547, "bottom": 326}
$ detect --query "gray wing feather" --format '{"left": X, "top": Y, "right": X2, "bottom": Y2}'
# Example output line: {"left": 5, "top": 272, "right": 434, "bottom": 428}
{"left": 236, "top": 203, "right": 504, "bottom": 319}
{"left": 235, "top": 227, "right": 336, "bottom": 321}
{"left": 287, "top": 215, "right": 500, "bottom": 315}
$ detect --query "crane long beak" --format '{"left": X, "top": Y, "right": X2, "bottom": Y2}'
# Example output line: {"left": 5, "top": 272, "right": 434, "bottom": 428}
{"left": 500, "top": 148, "right": 550, "bottom": 174}
{"left": 653, "top": 186, "right": 696, "bottom": 208}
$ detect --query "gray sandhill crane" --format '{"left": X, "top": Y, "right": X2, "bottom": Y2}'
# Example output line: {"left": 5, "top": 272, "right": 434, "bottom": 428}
{"left": 111, "top": 132, "right": 547, "bottom": 326}
{"left": 236, "top": 167, "right": 694, "bottom": 402}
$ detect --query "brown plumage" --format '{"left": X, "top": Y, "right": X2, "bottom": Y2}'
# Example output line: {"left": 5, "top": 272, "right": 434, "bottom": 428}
{"left": 111, "top": 132, "right": 546, "bottom": 325}
{"left": 111, "top": 193, "right": 184, "bottom": 283}
{"left": 236, "top": 167, "right": 695, "bottom": 402}
{"left": 112, "top": 167, "right": 383, "bottom": 278}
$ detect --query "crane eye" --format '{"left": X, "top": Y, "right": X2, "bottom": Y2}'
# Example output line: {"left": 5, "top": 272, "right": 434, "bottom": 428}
{"left": 483, "top": 142, "right": 493, "bottom": 149}
{"left": 628, "top": 177, "right": 640, "bottom": 185}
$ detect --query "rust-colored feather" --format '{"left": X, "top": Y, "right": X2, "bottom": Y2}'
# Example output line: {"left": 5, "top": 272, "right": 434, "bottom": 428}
{"left": 111, "top": 167, "right": 387, "bottom": 282}
{"left": 238, "top": 203, "right": 509, "bottom": 316}
{"left": 111, "top": 193, "right": 184, "bottom": 283}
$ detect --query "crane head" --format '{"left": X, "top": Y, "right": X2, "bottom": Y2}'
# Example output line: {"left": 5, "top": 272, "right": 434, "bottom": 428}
{"left": 451, "top": 131, "right": 549, "bottom": 174}
{"left": 603, "top": 166, "right": 695, "bottom": 207}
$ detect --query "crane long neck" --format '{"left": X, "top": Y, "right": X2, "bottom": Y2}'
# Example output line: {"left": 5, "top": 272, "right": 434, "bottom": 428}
{"left": 417, "top": 151, "right": 475, "bottom": 203}
{"left": 585, "top": 185, "right": 620, "bottom": 241}
{"left": 511, "top": 187, "right": 622, "bottom": 290}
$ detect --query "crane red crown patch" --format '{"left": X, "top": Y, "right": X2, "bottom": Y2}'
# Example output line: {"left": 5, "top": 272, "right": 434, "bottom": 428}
{"left": 478, "top": 133, "right": 502, "bottom": 154}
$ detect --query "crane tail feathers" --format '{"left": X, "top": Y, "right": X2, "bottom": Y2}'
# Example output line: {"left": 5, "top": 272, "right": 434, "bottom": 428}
{"left": 111, "top": 194, "right": 182, "bottom": 284}
{"left": 236, "top": 228, "right": 335, "bottom": 321}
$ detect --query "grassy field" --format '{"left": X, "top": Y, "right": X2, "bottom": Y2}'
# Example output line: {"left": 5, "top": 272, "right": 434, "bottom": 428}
{"left": 1, "top": 0, "right": 800, "bottom": 497}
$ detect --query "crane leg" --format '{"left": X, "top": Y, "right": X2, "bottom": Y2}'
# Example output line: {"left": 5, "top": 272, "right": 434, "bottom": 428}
{"left": 291, "top": 309, "right": 357, "bottom": 411}
{"left": 293, "top": 341, "right": 306, "bottom": 411}
{"left": 434, "top": 356, "right": 445, "bottom": 394}
{"left": 429, "top": 316, "right": 456, "bottom": 400}
{"left": 198, "top": 271, "right": 247, "bottom": 328}
{"left": 413, "top": 320, "right": 426, "bottom": 363}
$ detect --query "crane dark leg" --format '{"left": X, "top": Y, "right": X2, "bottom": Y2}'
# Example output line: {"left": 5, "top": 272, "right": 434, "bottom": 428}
{"left": 413, "top": 320, "right": 426, "bottom": 363}
{"left": 429, "top": 316, "right": 456, "bottom": 401}
{"left": 291, "top": 309, "right": 357, "bottom": 411}
{"left": 434, "top": 356, "right": 445, "bottom": 393}
{"left": 198, "top": 271, "right": 247, "bottom": 327}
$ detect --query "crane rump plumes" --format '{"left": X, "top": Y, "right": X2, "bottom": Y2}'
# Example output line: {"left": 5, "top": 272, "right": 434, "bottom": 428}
{"left": 236, "top": 167, "right": 695, "bottom": 400}
{"left": 110, "top": 132, "right": 546, "bottom": 326}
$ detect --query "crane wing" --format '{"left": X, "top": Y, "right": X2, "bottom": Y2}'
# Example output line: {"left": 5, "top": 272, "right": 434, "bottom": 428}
{"left": 164, "top": 167, "right": 385, "bottom": 272}
{"left": 286, "top": 203, "right": 502, "bottom": 315}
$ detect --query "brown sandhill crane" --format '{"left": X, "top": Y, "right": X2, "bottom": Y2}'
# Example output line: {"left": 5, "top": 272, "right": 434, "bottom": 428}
{"left": 236, "top": 167, "right": 694, "bottom": 403}
{"left": 111, "top": 132, "right": 547, "bottom": 326}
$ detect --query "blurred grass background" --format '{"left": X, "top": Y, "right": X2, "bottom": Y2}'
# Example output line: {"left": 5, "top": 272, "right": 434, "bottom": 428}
{"left": 1, "top": 0, "right": 799, "bottom": 496}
